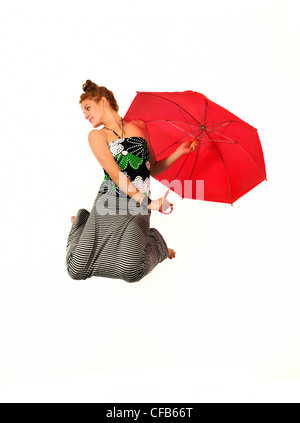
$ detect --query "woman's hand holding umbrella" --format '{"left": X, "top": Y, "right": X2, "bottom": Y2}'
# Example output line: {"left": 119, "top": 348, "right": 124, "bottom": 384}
{"left": 176, "top": 138, "right": 200, "bottom": 155}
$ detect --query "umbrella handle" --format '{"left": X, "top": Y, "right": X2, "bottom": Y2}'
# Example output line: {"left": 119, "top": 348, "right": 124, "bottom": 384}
{"left": 159, "top": 189, "right": 174, "bottom": 214}
{"left": 159, "top": 206, "right": 174, "bottom": 215}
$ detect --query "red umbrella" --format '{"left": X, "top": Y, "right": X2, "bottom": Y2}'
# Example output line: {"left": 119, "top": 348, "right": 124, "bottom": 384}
{"left": 124, "top": 90, "right": 267, "bottom": 208}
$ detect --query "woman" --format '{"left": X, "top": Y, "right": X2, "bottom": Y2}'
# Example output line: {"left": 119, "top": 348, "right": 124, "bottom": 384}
{"left": 66, "top": 80, "right": 198, "bottom": 282}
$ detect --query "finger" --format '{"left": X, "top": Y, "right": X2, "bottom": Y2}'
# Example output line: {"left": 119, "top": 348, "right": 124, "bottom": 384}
{"left": 164, "top": 203, "right": 170, "bottom": 210}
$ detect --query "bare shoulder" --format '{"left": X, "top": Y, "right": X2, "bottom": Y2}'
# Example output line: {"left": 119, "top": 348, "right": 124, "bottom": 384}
{"left": 131, "top": 119, "right": 147, "bottom": 130}
{"left": 88, "top": 129, "right": 106, "bottom": 144}
{"left": 128, "top": 119, "right": 149, "bottom": 141}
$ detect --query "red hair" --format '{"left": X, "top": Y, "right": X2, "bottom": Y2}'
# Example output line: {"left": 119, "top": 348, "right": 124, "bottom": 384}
{"left": 79, "top": 80, "right": 119, "bottom": 112}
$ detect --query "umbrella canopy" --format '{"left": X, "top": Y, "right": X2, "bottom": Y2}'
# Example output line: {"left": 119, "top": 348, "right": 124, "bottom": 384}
{"left": 124, "top": 91, "right": 267, "bottom": 205}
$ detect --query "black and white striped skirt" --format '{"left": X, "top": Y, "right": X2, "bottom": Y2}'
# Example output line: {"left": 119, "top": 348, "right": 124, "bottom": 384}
{"left": 65, "top": 192, "right": 169, "bottom": 282}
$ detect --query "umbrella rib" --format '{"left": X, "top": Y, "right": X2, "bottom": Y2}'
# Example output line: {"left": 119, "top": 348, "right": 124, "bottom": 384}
{"left": 177, "top": 104, "right": 197, "bottom": 139}
{"left": 155, "top": 137, "right": 190, "bottom": 158}
{"left": 207, "top": 130, "right": 240, "bottom": 144}
{"left": 205, "top": 120, "right": 241, "bottom": 129}
{"left": 205, "top": 122, "right": 232, "bottom": 134}
{"left": 162, "top": 123, "right": 224, "bottom": 156}
{"left": 201, "top": 100, "right": 208, "bottom": 126}
{"left": 197, "top": 138, "right": 222, "bottom": 158}
{"left": 155, "top": 132, "right": 222, "bottom": 159}
{"left": 212, "top": 130, "right": 266, "bottom": 178}
{"left": 167, "top": 121, "right": 198, "bottom": 139}
{"left": 144, "top": 119, "right": 200, "bottom": 128}
{"left": 203, "top": 138, "right": 235, "bottom": 144}
{"left": 209, "top": 130, "right": 238, "bottom": 144}
{"left": 174, "top": 128, "right": 223, "bottom": 158}
{"left": 204, "top": 129, "right": 233, "bottom": 204}
{"left": 167, "top": 148, "right": 194, "bottom": 198}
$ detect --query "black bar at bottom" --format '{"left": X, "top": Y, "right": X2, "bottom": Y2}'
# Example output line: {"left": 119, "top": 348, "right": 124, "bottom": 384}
{"left": 99, "top": 404, "right": 201, "bottom": 421}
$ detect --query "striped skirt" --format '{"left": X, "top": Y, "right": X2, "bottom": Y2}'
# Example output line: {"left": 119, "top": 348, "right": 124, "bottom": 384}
{"left": 65, "top": 192, "right": 169, "bottom": 282}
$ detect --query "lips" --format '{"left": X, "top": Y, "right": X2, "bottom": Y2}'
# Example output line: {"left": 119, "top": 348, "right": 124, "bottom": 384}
{"left": 89, "top": 118, "right": 93, "bottom": 123}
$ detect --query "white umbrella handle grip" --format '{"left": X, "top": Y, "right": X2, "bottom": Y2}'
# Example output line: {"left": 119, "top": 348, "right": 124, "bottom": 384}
{"left": 159, "top": 189, "right": 174, "bottom": 214}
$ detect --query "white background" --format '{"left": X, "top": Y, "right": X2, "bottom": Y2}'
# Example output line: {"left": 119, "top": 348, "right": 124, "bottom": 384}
{"left": 1, "top": 0, "right": 300, "bottom": 403}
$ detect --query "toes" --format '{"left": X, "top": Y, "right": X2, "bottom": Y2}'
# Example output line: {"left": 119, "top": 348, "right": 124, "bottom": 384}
{"left": 168, "top": 249, "right": 176, "bottom": 259}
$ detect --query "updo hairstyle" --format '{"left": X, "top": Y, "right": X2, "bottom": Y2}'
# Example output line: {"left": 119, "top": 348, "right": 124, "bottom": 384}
{"left": 79, "top": 80, "right": 119, "bottom": 112}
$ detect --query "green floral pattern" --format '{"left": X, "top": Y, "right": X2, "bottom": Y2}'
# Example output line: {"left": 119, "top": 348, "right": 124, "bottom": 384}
{"left": 99, "top": 137, "right": 151, "bottom": 199}
{"left": 115, "top": 151, "right": 143, "bottom": 171}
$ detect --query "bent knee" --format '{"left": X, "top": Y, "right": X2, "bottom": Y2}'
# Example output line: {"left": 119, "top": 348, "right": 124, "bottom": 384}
{"left": 67, "top": 265, "right": 87, "bottom": 280}
{"left": 121, "top": 268, "right": 145, "bottom": 283}
{"left": 124, "top": 275, "right": 143, "bottom": 283}
{"left": 66, "top": 252, "right": 88, "bottom": 280}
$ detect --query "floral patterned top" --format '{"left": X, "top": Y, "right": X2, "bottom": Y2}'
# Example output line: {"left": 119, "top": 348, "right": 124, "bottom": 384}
{"left": 98, "top": 137, "right": 151, "bottom": 199}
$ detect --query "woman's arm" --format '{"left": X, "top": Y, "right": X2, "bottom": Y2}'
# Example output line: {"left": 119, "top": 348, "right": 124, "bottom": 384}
{"left": 153, "top": 149, "right": 183, "bottom": 177}
{"left": 151, "top": 139, "right": 200, "bottom": 176}
{"left": 88, "top": 130, "right": 147, "bottom": 204}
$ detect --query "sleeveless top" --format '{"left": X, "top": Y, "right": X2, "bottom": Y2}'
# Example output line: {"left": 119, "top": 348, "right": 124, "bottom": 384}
{"left": 98, "top": 136, "right": 151, "bottom": 200}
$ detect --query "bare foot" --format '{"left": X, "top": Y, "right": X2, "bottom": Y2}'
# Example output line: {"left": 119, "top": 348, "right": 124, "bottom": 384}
{"left": 71, "top": 216, "right": 75, "bottom": 223}
{"left": 168, "top": 248, "right": 176, "bottom": 260}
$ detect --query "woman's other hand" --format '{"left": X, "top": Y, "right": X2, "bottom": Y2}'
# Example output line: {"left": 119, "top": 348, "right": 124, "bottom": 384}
{"left": 148, "top": 197, "right": 173, "bottom": 212}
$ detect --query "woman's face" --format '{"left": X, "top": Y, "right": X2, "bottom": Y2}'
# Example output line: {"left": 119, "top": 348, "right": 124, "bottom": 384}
{"left": 81, "top": 98, "right": 103, "bottom": 128}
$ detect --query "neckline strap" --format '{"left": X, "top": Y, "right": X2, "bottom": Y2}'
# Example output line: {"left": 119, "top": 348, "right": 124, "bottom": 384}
{"left": 104, "top": 117, "right": 124, "bottom": 140}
